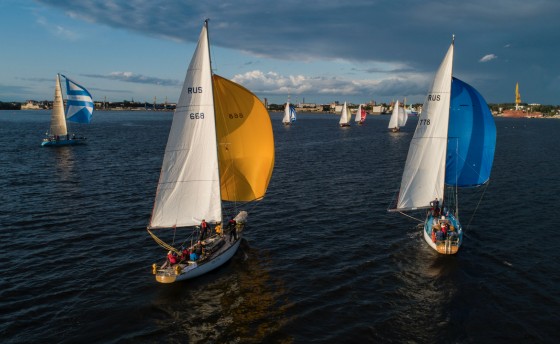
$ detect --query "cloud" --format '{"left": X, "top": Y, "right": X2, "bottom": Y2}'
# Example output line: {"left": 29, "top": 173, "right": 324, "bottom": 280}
{"left": 33, "top": 0, "right": 560, "bottom": 103}
{"left": 231, "top": 70, "right": 430, "bottom": 102}
{"left": 16, "top": 77, "right": 53, "bottom": 83}
{"left": 35, "top": 15, "right": 79, "bottom": 40}
{"left": 479, "top": 54, "right": 498, "bottom": 63}
{"left": 83, "top": 72, "right": 180, "bottom": 86}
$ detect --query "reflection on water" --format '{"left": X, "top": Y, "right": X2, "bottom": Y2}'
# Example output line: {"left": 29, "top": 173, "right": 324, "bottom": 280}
{"left": 52, "top": 146, "right": 76, "bottom": 183}
{"left": 152, "top": 241, "right": 293, "bottom": 343}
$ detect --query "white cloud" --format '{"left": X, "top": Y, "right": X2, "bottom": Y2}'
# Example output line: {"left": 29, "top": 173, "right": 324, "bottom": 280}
{"left": 36, "top": 15, "right": 79, "bottom": 40}
{"left": 479, "top": 54, "right": 497, "bottom": 62}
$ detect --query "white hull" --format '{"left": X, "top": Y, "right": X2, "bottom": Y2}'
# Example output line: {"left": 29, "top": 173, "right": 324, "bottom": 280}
{"left": 177, "top": 236, "right": 242, "bottom": 281}
{"left": 422, "top": 214, "right": 462, "bottom": 255}
{"left": 155, "top": 234, "right": 242, "bottom": 283}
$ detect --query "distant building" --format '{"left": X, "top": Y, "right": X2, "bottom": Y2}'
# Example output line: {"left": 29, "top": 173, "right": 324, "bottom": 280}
{"left": 20, "top": 100, "right": 42, "bottom": 110}
{"left": 501, "top": 82, "right": 542, "bottom": 118}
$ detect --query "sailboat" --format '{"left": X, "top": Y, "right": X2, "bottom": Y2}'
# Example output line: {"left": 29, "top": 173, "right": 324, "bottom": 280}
{"left": 354, "top": 104, "right": 366, "bottom": 125}
{"left": 389, "top": 37, "right": 496, "bottom": 254}
{"left": 41, "top": 74, "right": 94, "bottom": 147}
{"left": 148, "top": 20, "right": 275, "bottom": 283}
{"left": 400, "top": 100, "right": 408, "bottom": 127}
{"left": 388, "top": 100, "right": 404, "bottom": 132}
{"left": 339, "top": 101, "right": 351, "bottom": 127}
{"left": 282, "top": 101, "right": 296, "bottom": 125}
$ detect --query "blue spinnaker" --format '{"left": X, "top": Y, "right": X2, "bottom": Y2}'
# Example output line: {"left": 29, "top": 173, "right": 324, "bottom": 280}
{"left": 290, "top": 105, "right": 297, "bottom": 122}
{"left": 446, "top": 77, "right": 496, "bottom": 187}
{"left": 63, "top": 75, "right": 94, "bottom": 124}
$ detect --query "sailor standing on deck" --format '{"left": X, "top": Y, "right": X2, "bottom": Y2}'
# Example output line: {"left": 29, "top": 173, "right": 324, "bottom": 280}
{"left": 199, "top": 219, "right": 208, "bottom": 241}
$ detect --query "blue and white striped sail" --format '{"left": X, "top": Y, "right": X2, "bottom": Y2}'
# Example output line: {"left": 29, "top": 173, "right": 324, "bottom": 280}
{"left": 290, "top": 105, "right": 297, "bottom": 122}
{"left": 446, "top": 77, "right": 496, "bottom": 187}
{"left": 62, "top": 75, "right": 94, "bottom": 124}
{"left": 282, "top": 101, "right": 297, "bottom": 124}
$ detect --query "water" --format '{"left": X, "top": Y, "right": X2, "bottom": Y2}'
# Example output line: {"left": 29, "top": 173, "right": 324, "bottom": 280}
{"left": 1, "top": 110, "right": 559, "bottom": 343}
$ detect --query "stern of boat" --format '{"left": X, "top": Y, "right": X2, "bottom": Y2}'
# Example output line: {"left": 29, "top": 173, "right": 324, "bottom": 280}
{"left": 423, "top": 214, "right": 462, "bottom": 255}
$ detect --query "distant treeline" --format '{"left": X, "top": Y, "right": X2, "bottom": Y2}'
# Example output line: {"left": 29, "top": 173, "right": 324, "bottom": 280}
{"left": 3, "top": 100, "right": 560, "bottom": 116}
{"left": 0, "top": 102, "right": 21, "bottom": 110}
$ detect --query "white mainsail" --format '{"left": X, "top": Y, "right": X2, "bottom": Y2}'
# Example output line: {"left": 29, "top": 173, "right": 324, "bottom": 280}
{"left": 150, "top": 24, "right": 221, "bottom": 228}
{"left": 398, "top": 106, "right": 407, "bottom": 127}
{"left": 339, "top": 102, "right": 350, "bottom": 125}
{"left": 354, "top": 104, "right": 362, "bottom": 123}
{"left": 48, "top": 74, "right": 67, "bottom": 137}
{"left": 396, "top": 42, "right": 454, "bottom": 210}
{"left": 282, "top": 101, "right": 291, "bottom": 124}
{"left": 388, "top": 100, "right": 400, "bottom": 129}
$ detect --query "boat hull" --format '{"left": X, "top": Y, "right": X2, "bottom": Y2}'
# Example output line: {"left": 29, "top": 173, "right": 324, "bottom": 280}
{"left": 423, "top": 213, "right": 462, "bottom": 254}
{"left": 339, "top": 124, "right": 350, "bottom": 127}
{"left": 154, "top": 232, "right": 242, "bottom": 283}
{"left": 41, "top": 138, "right": 86, "bottom": 147}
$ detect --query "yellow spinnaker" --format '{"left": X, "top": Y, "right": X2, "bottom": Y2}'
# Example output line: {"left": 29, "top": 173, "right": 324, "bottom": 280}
{"left": 213, "top": 74, "right": 275, "bottom": 202}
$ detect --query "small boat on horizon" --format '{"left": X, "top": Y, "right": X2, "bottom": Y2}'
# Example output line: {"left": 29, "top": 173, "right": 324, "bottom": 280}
{"left": 339, "top": 101, "right": 351, "bottom": 127}
{"left": 388, "top": 99, "right": 407, "bottom": 132}
{"left": 282, "top": 100, "right": 297, "bottom": 125}
{"left": 41, "top": 74, "right": 93, "bottom": 147}
{"left": 354, "top": 104, "right": 366, "bottom": 125}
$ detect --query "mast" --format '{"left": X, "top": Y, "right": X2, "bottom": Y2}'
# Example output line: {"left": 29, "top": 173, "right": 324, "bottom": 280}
{"left": 205, "top": 19, "right": 224, "bottom": 223}
{"left": 442, "top": 35, "right": 455, "bottom": 211}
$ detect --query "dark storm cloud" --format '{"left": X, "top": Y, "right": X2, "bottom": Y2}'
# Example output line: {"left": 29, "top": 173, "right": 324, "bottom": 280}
{"left": 36, "top": 0, "right": 560, "bottom": 103}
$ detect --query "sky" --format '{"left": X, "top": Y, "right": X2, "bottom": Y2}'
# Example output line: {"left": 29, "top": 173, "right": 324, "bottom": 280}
{"left": 1, "top": 0, "right": 559, "bottom": 105}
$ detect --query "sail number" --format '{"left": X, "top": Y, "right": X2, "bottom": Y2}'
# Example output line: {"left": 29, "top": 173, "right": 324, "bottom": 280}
{"left": 228, "top": 113, "right": 244, "bottom": 119}
{"left": 419, "top": 119, "right": 431, "bottom": 125}
{"left": 189, "top": 112, "right": 204, "bottom": 119}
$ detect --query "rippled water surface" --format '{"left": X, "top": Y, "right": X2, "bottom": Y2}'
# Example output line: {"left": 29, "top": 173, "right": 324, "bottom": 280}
{"left": 1, "top": 110, "right": 559, "bottom": 343}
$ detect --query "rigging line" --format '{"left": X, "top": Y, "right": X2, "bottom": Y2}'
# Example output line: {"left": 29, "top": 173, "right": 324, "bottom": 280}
{"left": 398, "top": 211, "right": 424, "bottom": 223}
{"left": 465, "top": 180, "right": 490, "bottom": 231}
{"left": 146, "top": 228, "right": 180, "bottom": 254}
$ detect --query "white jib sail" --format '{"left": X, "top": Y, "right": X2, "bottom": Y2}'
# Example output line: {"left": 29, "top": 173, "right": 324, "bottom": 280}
{"left": 150, "top": 23, "right": 222, "bottom": 228}
{"left": 282, "top": 101, "right": 291, "bottom": 123}
{"left": 354, "top": 104, "right": 362, "bottom": 122}
{"left": 49, "top": 74, "right": 67, "bottom": 137}
{"left": 339, "top": 102, "right": 349, "bottom": 125}
{"left": 398, "top": 106, "right": 407, "bottom": 127}
{"left": 388, "top": 100, "right": 400, "bottom": 129}
{"left": 396, "top": 42, "right": 454, "bottom": 210}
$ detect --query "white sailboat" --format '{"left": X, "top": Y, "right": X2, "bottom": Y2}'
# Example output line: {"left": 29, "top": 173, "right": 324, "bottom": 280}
{"left": 389, "top": 37, "right": 496, "bottom": 254}
{"left": 41, "top": 74, "right": 93, "bottom": 146}
{"left": 339, "top": 101, "right": 351, "bottom": 127}
{"left": 399, "top": 100, "right": 408, "bottom": 127}
{"left": 388, "top": 99, "right": 407, "bottom": 132}
{"left": 282, "top": 101, "right": 296, "bottom": 125}
{"left": 354, "top": 104, "right": 366, "bottom": 125}
{"left": 148, "top": 20, "right": 275, "bottom": 283}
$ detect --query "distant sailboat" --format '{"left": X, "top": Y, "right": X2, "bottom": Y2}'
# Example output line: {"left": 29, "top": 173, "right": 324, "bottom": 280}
{"left": 282, "top": 101, "right": 296, "bottom": 125}
{"left": 388, "top": 100, "right": 406, "bottom": 132}
{"left": 354, "top": 104, "right": 366, "bottom": 125}
{"left": 41, "top": 74, "right": 93, "bottom": 146}
{"left": 148, "top": 20, "right": 275, "bottom": 283}
{"left": 389, "top": 37, "right": 496, "bottom": 254}
{"left": 339, "top": 101, "right": 351, "bottom": 127}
